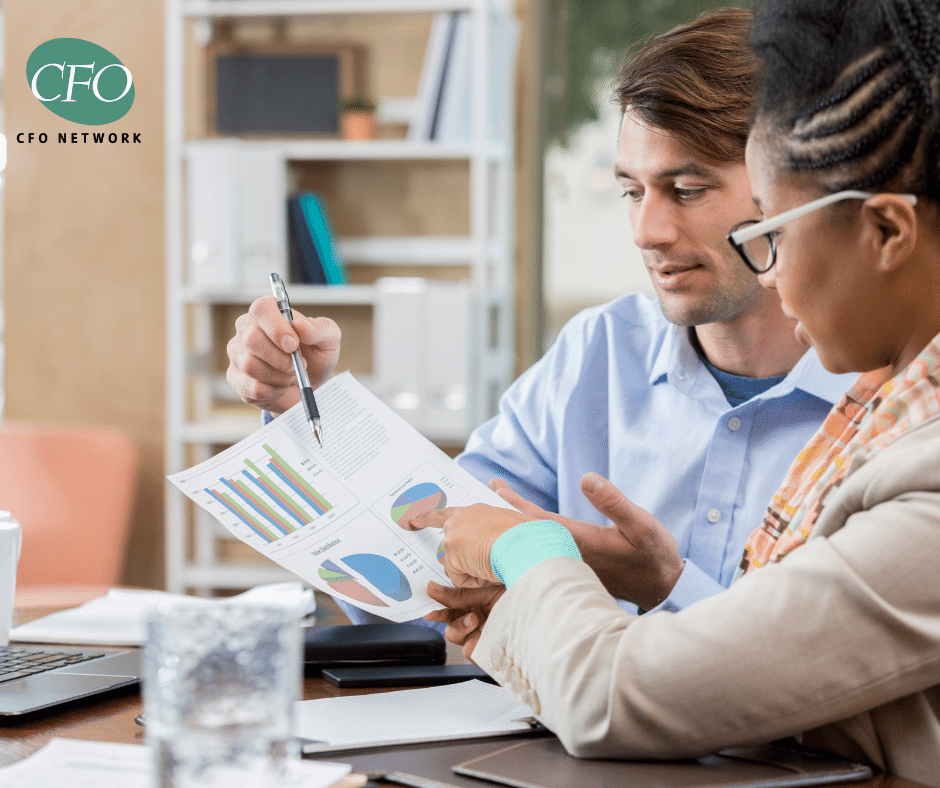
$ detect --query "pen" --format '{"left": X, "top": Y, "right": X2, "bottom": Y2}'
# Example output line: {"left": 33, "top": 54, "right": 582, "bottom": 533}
{"left": 269, "top": 273, "right": 323, "bottom": 448}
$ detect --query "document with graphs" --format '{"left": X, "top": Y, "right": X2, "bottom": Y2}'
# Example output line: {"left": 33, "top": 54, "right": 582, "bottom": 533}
{"left": 167, "top": 372, "right": 516, "bottom": 622}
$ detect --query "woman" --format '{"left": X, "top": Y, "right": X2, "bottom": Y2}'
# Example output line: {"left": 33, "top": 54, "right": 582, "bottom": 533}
{"left": 406, "top": 1, "right": 940, "bottom": 784}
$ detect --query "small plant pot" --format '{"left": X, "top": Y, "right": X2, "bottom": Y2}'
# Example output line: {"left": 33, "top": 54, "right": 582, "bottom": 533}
{"left": 340, "top": 110, "right": 376, "bottom": 141}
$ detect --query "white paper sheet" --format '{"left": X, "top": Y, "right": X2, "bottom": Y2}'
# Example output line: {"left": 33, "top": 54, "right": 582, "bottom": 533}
{"left": 0, "top": 738, "right": 351, "bottom": 788}
{"left": 296, "top": 680, "right": 534, "bottom": 752}
{"left": 10, "top": 582, "right": 315, "bottom": 646}
{"left": 167, "top": 373, "right": 517, "bottom": 622}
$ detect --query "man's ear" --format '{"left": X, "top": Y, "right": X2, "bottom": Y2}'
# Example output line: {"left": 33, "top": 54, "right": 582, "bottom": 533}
{"left": 862, "top": 194, "right": 918, "bottom": 273}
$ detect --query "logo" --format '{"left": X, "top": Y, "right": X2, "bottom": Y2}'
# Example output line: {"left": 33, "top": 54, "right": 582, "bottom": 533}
{"left": 26, "top": 38, "right": 134, "bottom": 125}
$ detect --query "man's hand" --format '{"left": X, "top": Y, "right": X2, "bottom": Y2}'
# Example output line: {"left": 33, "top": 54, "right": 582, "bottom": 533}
{"left": 489, "top": 473, "right": 683, "bottom": 611}
{"left": 403, "top": 503, "right": 535, "bottom": 588}
{"left": 425, "top": 583, "right": 504, "bottom": 662}
{"left": 226, "top": 296, "right": 341, "bottom": 415}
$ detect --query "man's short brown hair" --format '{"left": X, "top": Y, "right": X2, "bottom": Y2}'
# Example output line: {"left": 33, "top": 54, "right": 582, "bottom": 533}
{"left": 612, "top": 7, "right": 755, "bottom": 164}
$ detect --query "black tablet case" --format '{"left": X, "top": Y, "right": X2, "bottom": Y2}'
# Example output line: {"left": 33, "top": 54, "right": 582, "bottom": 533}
{"left": 303, "top": 623, "right": 446, "bottom": 675}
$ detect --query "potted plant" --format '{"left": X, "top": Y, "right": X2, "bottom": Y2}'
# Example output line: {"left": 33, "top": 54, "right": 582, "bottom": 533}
{"left": 337, "top": 96, "right": 377, "bottom": 141}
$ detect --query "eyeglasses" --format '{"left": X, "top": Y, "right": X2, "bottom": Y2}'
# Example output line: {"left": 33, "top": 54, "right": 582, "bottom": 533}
{"left": 726, "top": 189, "right": 918, "bottom": 274}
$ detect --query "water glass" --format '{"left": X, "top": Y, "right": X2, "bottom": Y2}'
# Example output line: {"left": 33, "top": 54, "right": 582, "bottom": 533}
{"left": 144, "top": 603, "right": 302, "bottom": 788}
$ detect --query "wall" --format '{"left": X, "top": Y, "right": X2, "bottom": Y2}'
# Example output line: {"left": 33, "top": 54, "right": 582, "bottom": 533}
{"left": 4, "top": 0, "right": 166, "bottom": 588}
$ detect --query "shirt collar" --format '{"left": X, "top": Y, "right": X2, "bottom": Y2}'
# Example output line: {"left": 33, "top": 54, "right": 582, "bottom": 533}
{"left": 777, "top": 349, "right": 858, "bottom": 405}
{"left": 648, "top": 324, "right": 703, "bottom": 395}
{"left": 648, "top": 323, "right": 856, "bottom": 406}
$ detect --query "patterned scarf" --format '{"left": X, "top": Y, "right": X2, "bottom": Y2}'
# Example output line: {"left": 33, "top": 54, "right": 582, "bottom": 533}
{"left": 734, "top": 333, "right": 940, "bottom": 579}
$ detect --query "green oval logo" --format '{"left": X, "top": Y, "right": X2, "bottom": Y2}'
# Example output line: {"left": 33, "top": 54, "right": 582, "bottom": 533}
{"left": 26, "top": 38, "right": 134, "bottom": 125}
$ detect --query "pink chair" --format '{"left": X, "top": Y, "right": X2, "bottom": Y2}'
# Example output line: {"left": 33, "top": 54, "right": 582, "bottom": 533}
{"left": 0, "top": 422, "right": 140, "bottom": 608}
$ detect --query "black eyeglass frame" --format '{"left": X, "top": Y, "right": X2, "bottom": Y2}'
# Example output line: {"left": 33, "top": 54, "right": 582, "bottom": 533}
{"left": 726, "top": 189, "right": 918, "bottom": 274}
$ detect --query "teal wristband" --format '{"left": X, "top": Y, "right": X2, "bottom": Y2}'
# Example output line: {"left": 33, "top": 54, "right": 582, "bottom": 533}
{"left": 490, "top": 520, "right": 582, "bottom": 588}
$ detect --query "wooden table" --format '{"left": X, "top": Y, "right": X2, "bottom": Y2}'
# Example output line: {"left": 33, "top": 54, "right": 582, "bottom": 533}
{"left": 0, "top": 599, "right": 928, "bottom": 788}
{"left": 0, "top": 594, "right": 469, "bottom": 780}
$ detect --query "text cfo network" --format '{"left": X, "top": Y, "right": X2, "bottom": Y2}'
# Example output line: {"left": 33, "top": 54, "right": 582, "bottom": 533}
{"left": 20, "top": 59, "right": 140, "bottom": 144}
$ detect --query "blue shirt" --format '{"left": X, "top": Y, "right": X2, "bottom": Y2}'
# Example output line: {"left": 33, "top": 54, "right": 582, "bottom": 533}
{"left": 335, "top": 293, "right": 856, "bottom": 624}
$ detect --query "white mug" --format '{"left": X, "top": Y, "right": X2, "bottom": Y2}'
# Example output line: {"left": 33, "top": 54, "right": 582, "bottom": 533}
{"left": 0, "top": 511, "right": 23, "bottom": 646}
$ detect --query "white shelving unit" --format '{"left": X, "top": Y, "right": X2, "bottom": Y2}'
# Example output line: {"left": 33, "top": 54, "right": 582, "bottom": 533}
{"left": 164, "top": 0, "right": 517, "bottom": 593}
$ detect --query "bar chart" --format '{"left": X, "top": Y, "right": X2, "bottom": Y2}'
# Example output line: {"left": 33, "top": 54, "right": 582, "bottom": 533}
{"left": 203, "top": 443, "right": 343, "bottom": 544}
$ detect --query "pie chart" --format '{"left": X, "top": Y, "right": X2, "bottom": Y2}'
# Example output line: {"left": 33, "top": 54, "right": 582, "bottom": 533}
{"left": 390, "top": 482, "right": 447, "bottom": 525}
{"left": 342, "top": 553, "right": 413, "bottom": 602}
{"left": 318, "top": 558, "right": 389, "bottom": 607}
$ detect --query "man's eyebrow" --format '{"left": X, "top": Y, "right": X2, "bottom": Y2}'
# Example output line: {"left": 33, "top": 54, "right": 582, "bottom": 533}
{"left": 614, "top": 162, "right": 721, "bottom": 181}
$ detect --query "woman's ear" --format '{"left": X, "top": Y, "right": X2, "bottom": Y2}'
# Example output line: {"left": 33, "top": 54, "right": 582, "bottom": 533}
{"left": 862, "top": 194, "right": 918, "bottom": 273}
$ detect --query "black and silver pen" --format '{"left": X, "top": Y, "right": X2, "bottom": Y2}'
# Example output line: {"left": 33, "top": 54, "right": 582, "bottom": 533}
{"left": 269, "top": 273, "right": 323, "bottom": 448}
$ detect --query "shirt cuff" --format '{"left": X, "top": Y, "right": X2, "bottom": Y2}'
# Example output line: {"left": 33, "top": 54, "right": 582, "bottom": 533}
{"left": 262, "top": 410, "right": 274, "bottom": 425}
{"left": 490, "top": 520, "right": 582, "bottom": 588}
{"left": 643, "top": 559, "right": 725, "bottom": 614}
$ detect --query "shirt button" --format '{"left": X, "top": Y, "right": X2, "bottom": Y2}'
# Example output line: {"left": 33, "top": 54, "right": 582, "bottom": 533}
{"left": 707, "top": 508, "right": 721, "bottom": 523}
{"left": 728, "top": 417, "right": 742, "bottom": 431}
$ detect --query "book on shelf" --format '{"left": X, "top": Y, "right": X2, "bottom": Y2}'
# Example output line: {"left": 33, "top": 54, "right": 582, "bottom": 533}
{"left": 408, "top": 11, "right": 459, "bottom": 142}
{"left": 299, "top": 192, "right": 347, "bottom": 285}
{"left": 287, "top": 192, "right": 347, "bottom": 286}
{"left": 408, "top": 10, "right": 519, "bottom": 144}
{"left": 287, "top": 195, "right": 327, "bottom": 285}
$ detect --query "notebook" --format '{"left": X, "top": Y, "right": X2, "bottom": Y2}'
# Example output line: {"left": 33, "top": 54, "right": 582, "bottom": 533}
{"left": 0, "top": 644, "right": 140, "bottom": 717}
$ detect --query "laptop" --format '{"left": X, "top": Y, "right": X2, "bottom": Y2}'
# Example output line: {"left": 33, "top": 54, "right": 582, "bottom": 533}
{"left": 0, "top": 644, "right": 141, "bottom": 717}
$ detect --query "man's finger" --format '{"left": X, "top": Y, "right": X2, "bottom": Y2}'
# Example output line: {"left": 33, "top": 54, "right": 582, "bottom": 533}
{"left": 293, "top": 315, "right": 342, "bottom": 353}
{"left": 488, "top": 479, "right": 545, "bottom": 516}
{"left": 248, "top": 296, "right": 301, "bottom": 353}
{"left": 580, "top": 472, "right": 658, "bottom": 545}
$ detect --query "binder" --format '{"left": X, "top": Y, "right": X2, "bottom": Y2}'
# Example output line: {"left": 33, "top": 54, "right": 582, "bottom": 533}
{"left": 237, "top": 146, "right": 287, "bottom": 286}
{"left": 372, "top": 277, "right": 472, "bottom": 437}
{"left": 409, "top": 12, "right": 459, "bottom": 142}
{"left": 433, "top": 10, "right": 519, "bottom": 144}
{"left": 435, "top": 11, "right": 472, "bottom": 143}
{"left": 187, "top": 141, "right": 240, "bottom": 288}
{"left": 287, "top": 195, "right": 327, "bottom": 285}
{"left": 297, "top": 192, "right": 346, "bottom": 285}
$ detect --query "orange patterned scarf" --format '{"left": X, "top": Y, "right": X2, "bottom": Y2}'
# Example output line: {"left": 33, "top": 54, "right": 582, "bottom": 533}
{"left": 734, "top": 334, "right": 940, "bottom": 579}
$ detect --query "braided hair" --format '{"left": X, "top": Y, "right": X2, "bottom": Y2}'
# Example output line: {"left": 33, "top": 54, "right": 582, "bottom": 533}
{"left": 750, "top": 0, "right": 940, "bottom": 202}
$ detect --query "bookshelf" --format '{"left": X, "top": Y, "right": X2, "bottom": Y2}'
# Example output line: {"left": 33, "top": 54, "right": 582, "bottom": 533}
{"left": 164, "top": 0, "right": 518, "bottom": 593}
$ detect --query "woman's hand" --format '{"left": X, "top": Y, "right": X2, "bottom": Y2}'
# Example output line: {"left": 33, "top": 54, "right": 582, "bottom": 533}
{"left": 425, "top": 583, "right": 505, "bottom": 662}
{"left": 404, "top": 503, "right": 535, "bottom": 587}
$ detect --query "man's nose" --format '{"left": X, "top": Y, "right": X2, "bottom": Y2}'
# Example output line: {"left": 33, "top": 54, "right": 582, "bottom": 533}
{"left": 631, "top": 193, "right": 679, "bottom": 249}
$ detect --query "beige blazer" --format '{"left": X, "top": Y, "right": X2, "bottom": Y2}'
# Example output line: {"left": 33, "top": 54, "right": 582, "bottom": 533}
{"left": 474, "top": 414, "right": 940, "bottom": 788}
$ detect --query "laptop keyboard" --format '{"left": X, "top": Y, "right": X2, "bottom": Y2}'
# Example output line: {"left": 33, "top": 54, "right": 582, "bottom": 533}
{"left": 0, "top": 646, "right": 105, "bottom": 684}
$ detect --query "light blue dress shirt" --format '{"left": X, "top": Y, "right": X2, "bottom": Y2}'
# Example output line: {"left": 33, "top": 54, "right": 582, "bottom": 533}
{"left": 329, "top": 293, "right": 856, "bottom": 625}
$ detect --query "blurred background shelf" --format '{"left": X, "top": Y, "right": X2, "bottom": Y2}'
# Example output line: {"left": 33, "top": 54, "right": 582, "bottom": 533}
{"left": 165, "top": 0, "right": 517, "bottom": 593}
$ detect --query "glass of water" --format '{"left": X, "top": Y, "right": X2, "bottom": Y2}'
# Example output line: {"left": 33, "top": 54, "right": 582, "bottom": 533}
{"left": 144, "top": 603, "right": 302, "bottom": 788}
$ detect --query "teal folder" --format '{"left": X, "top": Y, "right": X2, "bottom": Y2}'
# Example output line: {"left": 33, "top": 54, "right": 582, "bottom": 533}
{"left": 298, "top": 192, "right": 347, "bottom": 285}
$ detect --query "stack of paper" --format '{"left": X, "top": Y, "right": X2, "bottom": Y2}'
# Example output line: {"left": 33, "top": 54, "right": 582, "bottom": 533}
{"left": 0, "top": 739, "right": 350, "bottom": 788}
{"left": 9, "top": 582, "right": 315, "bottom": 647}
{"left": 297, "top": 680, "right": 537, "bottom": 753}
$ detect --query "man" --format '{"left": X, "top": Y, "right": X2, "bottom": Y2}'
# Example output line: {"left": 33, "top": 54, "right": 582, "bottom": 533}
{"left": 225, "top": 8, "right": 854, "bottom": 622}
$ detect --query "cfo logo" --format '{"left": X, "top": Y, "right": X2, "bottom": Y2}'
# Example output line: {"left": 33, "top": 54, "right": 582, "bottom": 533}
{"left": 27, "top": 38, "right": 134, "bottom": 125}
